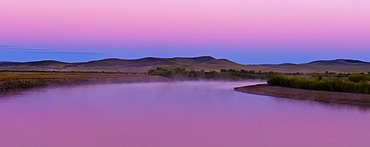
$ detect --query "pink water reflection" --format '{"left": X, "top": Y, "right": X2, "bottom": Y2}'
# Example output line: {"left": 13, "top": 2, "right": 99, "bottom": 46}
{"left": 0, "top": 81, "right": 369, "bottom": 147}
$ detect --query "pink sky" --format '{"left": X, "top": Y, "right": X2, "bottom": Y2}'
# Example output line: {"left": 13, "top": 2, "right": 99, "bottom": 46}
{"left": 0, "top": 0, "right": 369, "bottom": 63}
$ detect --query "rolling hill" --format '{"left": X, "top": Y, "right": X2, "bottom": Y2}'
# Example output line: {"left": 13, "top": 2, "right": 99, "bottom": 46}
{"left": 0, "top": 56, "right": 369, "bottom": 73}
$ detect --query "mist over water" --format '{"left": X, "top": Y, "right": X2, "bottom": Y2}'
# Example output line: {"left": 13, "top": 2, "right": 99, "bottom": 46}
{"left": 0, "top": 81, "right": 369, "bottom": 146}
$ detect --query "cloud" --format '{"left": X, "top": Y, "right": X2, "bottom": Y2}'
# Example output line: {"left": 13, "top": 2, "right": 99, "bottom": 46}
{"left": 0, "top": 45, "right": 103, "bottom": 55}
{"left": 27, "top": 51, "right": 103, "bottom": 55}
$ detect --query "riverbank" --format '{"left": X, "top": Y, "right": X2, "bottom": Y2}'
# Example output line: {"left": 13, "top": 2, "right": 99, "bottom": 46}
{"left": 234, "top": 84, "right": 370, "bottom": 106}
{"left": 0, "top": 72, "right": 169, "bottom": 92}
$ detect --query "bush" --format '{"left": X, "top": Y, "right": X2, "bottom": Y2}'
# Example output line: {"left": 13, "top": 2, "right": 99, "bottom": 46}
{"left": 148, "top": 68, "right": 272, "bottom": 80}
{"left": 267, "top": 75, "right": 370, "bottom": 94}
{"left": 348, "top": 73, "right": 368, "bottom": 83}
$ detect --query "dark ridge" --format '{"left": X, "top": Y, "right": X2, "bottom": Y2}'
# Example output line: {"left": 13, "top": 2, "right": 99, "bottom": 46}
{"left": 308, "top": 59, "right": 368, "bottom": 65}
{"left": 82, "top": 58, "right": 128, "bottom": 67}
{"left": 260, "top": 64, "right": 275, "bottom": 66}
{"left": 218, "top": 59, "right": 233, "bottom": 62}
{"left": 0, "top": 62, "right": 23, "bottom": 66}
{"left": 81, "top": 56, "right": 218, "bottom": 66}
{"left": 25, "top": 60, "right": 67, "bottom": 66}
{"left": 0, "top": 60, "right": 66, "bottom": 64}
{"left": 279, "top": 63, "right": 296, "bottom": 65}
{"left": 338, "top": 59, "right": 368, "bottom": 63}
{"left": 137, "top": 57, "right": 165, "bottom": 62}
{"left": 26, "top": 60, "right": 66, "bottom": 64}
{"left": 260, "top": 63, "right": 296, "bottom": 66}
{"left": 191, "top": 56, "right": 216, "bottom": 63}
{"left": 92, "top": 58, "right": 127, "bottom": 62}
{"left": 87, "top": 56, "right": 215, "bottom": 62}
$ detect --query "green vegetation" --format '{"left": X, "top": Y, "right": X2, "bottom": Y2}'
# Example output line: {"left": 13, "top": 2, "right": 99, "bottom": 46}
{"left": 148, "top": 67, "right": 277, "bottom": 80}
{"left": 349, "top": 73, "right": 368, "bottom": 83}
{"left": 267, "top": 75, "right": 370, "bottom": 94}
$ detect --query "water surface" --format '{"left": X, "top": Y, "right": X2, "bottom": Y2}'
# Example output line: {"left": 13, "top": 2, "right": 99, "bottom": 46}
{"left": 0, "top": 81, "right": 369, "bottom": 147}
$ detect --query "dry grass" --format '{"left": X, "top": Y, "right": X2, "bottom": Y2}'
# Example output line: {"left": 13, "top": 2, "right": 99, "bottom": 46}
{"left": 0, "top": 72, "right": 135, "bottom": 79}
{"left": 0, "top": 72, "right": 169, "bottom": 91}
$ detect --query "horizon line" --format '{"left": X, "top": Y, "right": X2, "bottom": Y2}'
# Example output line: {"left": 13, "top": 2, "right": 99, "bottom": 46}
{"left": 1, "top": 56, "right": 368, "bottom": 65}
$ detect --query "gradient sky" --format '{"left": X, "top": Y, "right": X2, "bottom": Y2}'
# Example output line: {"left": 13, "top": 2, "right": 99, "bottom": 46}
{"left": 0, "top": 0, "right": 369, "bottom": 64}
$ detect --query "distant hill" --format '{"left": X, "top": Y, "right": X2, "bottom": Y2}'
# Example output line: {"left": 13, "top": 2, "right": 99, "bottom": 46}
{"left": 308, "top": 59, "right": 367, "bottom": 65}
{"left": 0, "top": 56, "right": 369, "bottom": 73}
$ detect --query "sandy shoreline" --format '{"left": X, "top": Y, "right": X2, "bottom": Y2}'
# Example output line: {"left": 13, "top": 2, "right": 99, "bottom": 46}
{"left": 234, "top": 84, "right": 370, "bottom": 107}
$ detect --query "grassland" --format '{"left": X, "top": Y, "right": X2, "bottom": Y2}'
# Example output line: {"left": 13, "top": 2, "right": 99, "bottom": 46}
{"left": 0, "top": 71, "right": 169, "bottom": 91}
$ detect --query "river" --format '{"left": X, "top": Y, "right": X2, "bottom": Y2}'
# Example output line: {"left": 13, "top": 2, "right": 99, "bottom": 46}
{"left": 0, "top": 81, "right": 369, "bottom": 147}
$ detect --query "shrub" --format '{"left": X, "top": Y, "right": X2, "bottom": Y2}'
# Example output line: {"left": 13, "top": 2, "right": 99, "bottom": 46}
{"left": 148, "top": 68, "right": 272, "bottom": 80}
{"left": 267, "top": 75, "right": 370, "bottom": 94}
{"left": 348, "top": 73, "right": 368, "bottom": 83}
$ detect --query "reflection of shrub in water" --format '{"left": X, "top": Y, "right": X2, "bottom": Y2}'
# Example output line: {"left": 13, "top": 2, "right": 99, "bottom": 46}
{"left": 0, "top": 78, "right": 48, "bottom": 91}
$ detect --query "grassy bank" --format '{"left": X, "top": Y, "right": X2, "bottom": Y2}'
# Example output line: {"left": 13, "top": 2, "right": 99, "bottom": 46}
{"left": 235, "top": 84, "right": 370, "bottom": 107}
{"left": 0, "top": 72, "right": 169, "bottom": 91}
{"left": 267, "top": 74, "right": 370, "bottom": 94}
{"left": 148, "top": 67, "right": 370, "bottom": 82}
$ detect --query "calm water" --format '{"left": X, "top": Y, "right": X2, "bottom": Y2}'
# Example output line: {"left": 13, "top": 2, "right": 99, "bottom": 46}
{"left": 0, "top": 81, "right": 369, "bottom": 147}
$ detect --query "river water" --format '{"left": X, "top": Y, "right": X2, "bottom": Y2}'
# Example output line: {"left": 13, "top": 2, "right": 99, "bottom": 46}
{"left": 0, "top": 81, "right": 369, "bottom": 147}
